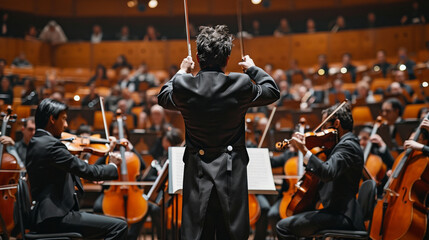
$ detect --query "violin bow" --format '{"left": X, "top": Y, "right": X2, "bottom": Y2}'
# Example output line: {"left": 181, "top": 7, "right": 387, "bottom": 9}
{"left": 237, "top": 0, "right": 245, "bottom": 60}
{"left": 258, "top": 106, "right": 277, "bottom": 148}
{"left": 184, "top": 0, "right": 191, "bottom": 57}
{"left": 313, "top": 99, "right": 348, "bottom": 132}
{"left": 99, "top": 96, "right": 110, "bottom": 140}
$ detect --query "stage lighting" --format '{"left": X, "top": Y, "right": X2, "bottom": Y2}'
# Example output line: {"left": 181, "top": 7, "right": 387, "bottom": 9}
{"left": 251, "top": 0, "right": 262, "bottom": 4}
{"left": 74, "top": 95, "right": 80, "bottom": 101}
{"left": 399, "top": 64, "right": 406, "bottom": 71}
{"left": 148, "top": 0, "right": 158, "bottom": 8}
{"left": 127, "top": 0, "right": 136, "bottom": 8}
{"left": 340, "top": 67, "right": 347, "bottom": 74}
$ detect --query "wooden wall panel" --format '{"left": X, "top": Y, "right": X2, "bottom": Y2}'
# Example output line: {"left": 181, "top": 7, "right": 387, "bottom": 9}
{"left": 1, "top": 0, "right": 34, "bottom": 13}
{"left": 55, "top": 43, "right": 91, "bottom": 68}
{"left": 328, "top": 31, "right": 374, "bottom": 62}
{"left": 341, "top": 0, "right": 379, "bottom": 6}
{"left": 243, "top": 0, "right": 292, "bottom": 14}
{"left": 374, "top": 26, "right": 416, "bottom": 58}
{"left": 294, "top": 0, "right": 336, "bottom": 10}
{"left": 290, "top": 33, "right": 329, "bottom": 67}
{"left": 245, "top": 37, "right": 291, "bottom": 70}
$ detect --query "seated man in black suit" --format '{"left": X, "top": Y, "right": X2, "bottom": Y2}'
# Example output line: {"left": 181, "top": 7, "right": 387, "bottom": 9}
{"left": 26, "top": 98, "right": 128, "bottom": 240}
{"left": 276, "top": 102, "right": 365, "bottom": 238}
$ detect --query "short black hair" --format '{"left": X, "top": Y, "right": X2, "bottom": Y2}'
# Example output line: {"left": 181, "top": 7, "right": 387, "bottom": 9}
{"left": 196, "top": 25, "right": 233, "bottom": 70}
{"left": 0, "top": 58, "right": 6, "bottom": 65}
{"left": 385, "top": 98, "right": 403, "bottom": 116}
{"left": 322, "top": 102, "right": 353, "bottom": 131}
{"left": 35, "top": 98, "right": 68, "bottom": 129}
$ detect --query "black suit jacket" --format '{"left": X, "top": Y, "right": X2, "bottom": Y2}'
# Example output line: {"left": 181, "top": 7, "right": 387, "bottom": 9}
{"left": 158, "top": 66, "right": 279, "bottom": 239}
{"left": 26, "top": 129, "right": 118, "bottom": 226}
{"left": 306, "top": 132, "right": 365, "bottom": 231}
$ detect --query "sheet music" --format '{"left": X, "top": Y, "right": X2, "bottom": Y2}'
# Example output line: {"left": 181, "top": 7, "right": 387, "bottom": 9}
{"left": 169, "top": 147, "right": 277, "bottom": 195}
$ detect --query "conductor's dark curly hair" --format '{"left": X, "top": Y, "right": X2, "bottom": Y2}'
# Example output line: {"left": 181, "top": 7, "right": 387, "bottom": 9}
{"left": 196, "top": 25, "right": 233, "bottom": 70}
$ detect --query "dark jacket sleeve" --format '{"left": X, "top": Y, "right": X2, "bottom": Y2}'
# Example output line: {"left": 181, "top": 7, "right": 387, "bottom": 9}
{"left": 49, "top": 141, "right": 118, "bottom": 181}
{"left": 158, "top": 75, "right": 181, "bottom": 110}
{"left": 245, "top": 66, "right": 280, "bottom": 107}
{"left": 306, "top": 143, "right": 362, "bottom": 182}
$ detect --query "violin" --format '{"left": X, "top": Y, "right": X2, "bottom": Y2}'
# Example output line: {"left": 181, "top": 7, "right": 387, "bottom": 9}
{"left": 0, "top": 106, "right": 20, "bottom": 236}
{"left": 276, "top": 128, "right": 338, "bottom": 151}
{"left": 60, "top": 132, "right": 128, "bottom": 157}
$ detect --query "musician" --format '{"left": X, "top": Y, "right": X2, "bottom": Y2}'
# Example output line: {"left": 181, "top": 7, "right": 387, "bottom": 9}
{"left": 158, "top": 25, "right": 279, "bottom": 239}
{"left": 403, "top": 118, "right": 429, "bottom": 155}
{"left": 381, "top": 98, "right": 404, "bottom": 151}
{"left": 358, "top": 127, "right": 394, "bottom": 170}
{"left": 26, "top": 98, "right": 128, "bottom": 239}
{"left": 14, "top": 116, "right": 35, "bottom": 164}
{"left": 276, "top": 103, "right": 365, "bottom": 238}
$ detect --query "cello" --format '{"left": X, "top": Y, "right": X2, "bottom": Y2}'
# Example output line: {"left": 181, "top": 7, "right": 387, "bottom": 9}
{"left": 370, "top": 113, "right": 429, "bottom": 240}
{"left": 102, "top": 109, "right": 148, "bottom": 223}
{"left": 362, "top": 116, "right": 387, "bottom": 184}
{"left": 0, "top": 106, "right": 19, "bottom": 238}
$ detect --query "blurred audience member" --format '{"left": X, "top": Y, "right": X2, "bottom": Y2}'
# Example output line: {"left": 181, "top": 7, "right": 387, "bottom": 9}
{"left": 118, "top": 68, "right": 135, "bottom": 92}
{"left": 117, "top": 25, "right": 131, "bottom": 41}
{"left": 303, "top": 78, "right": 324, "bottom": 104}
{"left": 306, "top": 18, "right": 316, "bottom": 33}
{"left": 331, "top": 15, "right": 346, "bottom": 33}
{"left": 81, "top": 83, "right": 100, "bottom": 110}
{"left": 148, "top": 104, "right": 170, "bottom": 132}
{"left": 274, "top": 18, "right": 292, "bottom": 36}
{"left": 354, "top": 79, "right": 375, "bottom": 104}
{"left": 316, "top": 54, "right": 329, "bottom": 76}
{"left": 129, "top": 62, "right": 157, "bottom": 90}
{"left": 373, "top": 50, "right": 393, "bottom": 78}
{"left": 264, "top": 63, "right": 273, "bottom": 76}
{"left": 39, "top": 20, "right": 67, "bottom": 44}
{"left": 12, "top": 52, "right": 32, "bottom": 68}
{"left": 112, "top": 55, "right": 133, "bottom": 70}
{"left": 0, "top": 59, "right": 6, "bottom": 79}
{"left": 87, "top": 64, "right": 108, "bottom": 87}
{"left": 401, "top": 1, "right": 425, "bottom": 25}
{"left": 396, "top": 47, "right": 416, "bottom": 79}
{"left": 1, "top": 12, "right": 10, "bottom": 37}
{"left": 21, "top": 77, "right": 39, "bottom": 105}
{"left": 90, "top": 24, "right": 103, "bottom": 43}
{"left": 168, "top": 65, "right": 178, "bottom": 79}
{"left": 341, "top": 52, "right": 357, "bottom": 82}
{"left": 329, "top": 78, "right": 352, "bottom": 102}
{"left": 0, "top": 77, "right": 13, "bottom": 104}
{"left": 25, "top": 25, "right": 38, "bottom": 41}
{"left": 367, "top": 12, "right": 377, "bottom": 28}
{"left": 105, "top": 85, "right": 122, "bottom": 112}
{"left": 252, "top": 20, "right": 261, "bottom": 37}
{"left": 388, "top": 70, "right": 414, "bottom": 97}
{"left": 277, "top": 80, "right": 294, "bottom": 107}
{"left": 286, "top": 59, "right": 306, "bottom": 84}
{"left": 143, "top": 25, "right": 159, "bottom": 41}
{"left": 50, "top": 91, "right": 64, "bottom": 103}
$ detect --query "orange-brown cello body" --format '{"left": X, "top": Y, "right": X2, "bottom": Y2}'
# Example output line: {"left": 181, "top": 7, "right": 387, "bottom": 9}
{"left": 370, "top": 150, "right": 429, "bottom": 240}
{"left": 279, "top": 156, "right": 298, "bottom": 219}
{"left": 102, "top": 151, "right": 148, "bottom": 224}
{"left": 365, "top": 154, "right": 387, "bottom": 184}
{"left": 0, "top": 152, "right": 20, "bottom": 233}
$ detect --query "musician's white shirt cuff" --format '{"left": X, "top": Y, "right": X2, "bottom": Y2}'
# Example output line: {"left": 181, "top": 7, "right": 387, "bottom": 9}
{"left": 304, "top": 150, "right": 312, "bottom": 165}
{"left": 177, "top": 69, "right": 187, "bottom": 75}
{"left": 109, "top": 162, "right": 118, "bottom": 169}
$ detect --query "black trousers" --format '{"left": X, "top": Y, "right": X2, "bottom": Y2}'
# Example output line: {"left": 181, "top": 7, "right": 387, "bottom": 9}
{"left": 35, "top": 211, "right": 128, "bottom": 240}
{"left": 200, "top": 188, "right": 230, "bottom": 240}
{"left": 276, "top": 209, "right": 354, "bottom": 238}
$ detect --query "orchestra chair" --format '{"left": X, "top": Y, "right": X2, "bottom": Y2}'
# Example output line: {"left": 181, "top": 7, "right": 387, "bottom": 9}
{"left": 15, "top": 178, "right": 82, "bottom": 240}
{"left": 402, "top": 103, "right": 429, "bottom": 120}
{"left": 277, "top": 180, "right": 377, "bottom": 240}
{"left": 351, "top": 106, "right": 373, "bottom": 125}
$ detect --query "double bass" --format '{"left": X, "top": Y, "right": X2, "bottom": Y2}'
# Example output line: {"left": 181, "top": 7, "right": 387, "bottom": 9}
{"left": 0, "top": 106, "right": 19, "bottom": 238}
{"left": 370, "top": 113, "right": 429, "bottom": 240}
{"left": 102, "top": 110, "right": 148, "bottom": 223}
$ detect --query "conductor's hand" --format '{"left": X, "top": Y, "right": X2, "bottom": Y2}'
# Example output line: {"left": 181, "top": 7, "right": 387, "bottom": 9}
{"left": 238, "top": 55, "right": 255, "bottom": 72}
{"left": 290, "top": 132, "right": 308, "bottom": 155}
{"left": 108, "top": 152, "right": 122, "bottom": 167}
{"left": 0, "top": 136, "right": 15, "bottom": 146}
{"left": 180, "top": 56, "right": 195, "bottom": 73}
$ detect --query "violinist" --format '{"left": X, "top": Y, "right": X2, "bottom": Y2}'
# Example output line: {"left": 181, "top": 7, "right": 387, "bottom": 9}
{"left": 403, "top": 118, "right": 429, "bottom": 155}
{"left": 276, "top": 102, "right": 365, "bottom": 238}
{"left": 25, "top": 98, "right": 128, "bottom": 239}
{"left": 158, "top": 25, "right": 279, "bottom": 239}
